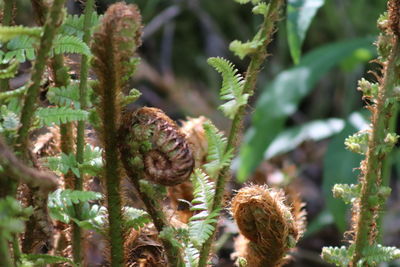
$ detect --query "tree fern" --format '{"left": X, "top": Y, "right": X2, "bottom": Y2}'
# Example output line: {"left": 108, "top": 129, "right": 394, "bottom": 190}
{"left": 60, "top": 12, "right": 101, "bottom": 39}
{"left": 36, "top": 106, "right": 88, "bottom": 126}
{"left": 53, "top": 34, "right": 91, "bottom": 56}
{"left": 203, "top": 121, "right": 233, "bottom": 178}
{"left": 207, "top": 57, "right": 249, "bottom": 119}
{"left": 122, "top": 207, "right": 151, "bottom": 230}
{"left": 188, "top": 169, "right": 219, "bottom": 248}
{"left": 0, "top": 26, "right": 41, "bottom": 42}
{"left": 47, "top": 83, "right": 93, "bottom": 108}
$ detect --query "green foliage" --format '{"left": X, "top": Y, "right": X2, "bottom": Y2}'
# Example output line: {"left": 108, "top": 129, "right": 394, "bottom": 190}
{"left": 52, "top": 34, "right": 91, "bottom": 56}
{"left": 207, "top": 57, "right": 249, "bottom": 119}
{"left": 229, "top": 39, "right": 263, "bottom": 59}
{"left": 122, "top": 207, "right": 151, "bottom": 230}
{"left": 332, "top": 184, "right": 360, "bottom": 204}
{"left": 322, "top": 245, "right": 353, "bottom": 267}
{"left": 48, "top": 189, "right": 105, "bottom": 231}
{"left": 20, "top": 254, "right": 76, "bottom": 267}
{"left": 345, "top": 130, "right": 369, "bottom": 155}
{"left": 3, "top": 36, "right": 36, "bottom": 63}
{"left": 36, "top": 106, "right": 89, "bottom": 126}
{"left": 60, "top": 12, "right": 102, "bottom": 39}
{"left": 359, "top": 245, "right": 400, "bottom": 266}
{"left": 203, "top": 121, "right": 233, "bottom": 178}
{"left": 47, "top": 83, "right": 93, "bottom": 109}
{"left": 0, "top": 197, "right": 33, "bottom": 240}
{"left": 0, "top": 60, "right": 19, "bottom": 79}
{"left": 239, "top": 37, "right": 374, "bottom": 183}
{"left": 0, "top": 105, "right": 20, "bottom": 142}
{"left": 286, "top": 0, "right": 325, "bottom": 64}
{"left": 0, "top": 26, "right": 41, "bottom": 42}
{"left": 121, "top": 88, "right": 142, "bottom": 106}
{"left": 188, "top": 169, "right": 219, "bottom": 249}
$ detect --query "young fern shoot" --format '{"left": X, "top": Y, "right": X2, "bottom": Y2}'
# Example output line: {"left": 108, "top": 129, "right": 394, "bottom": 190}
{"left": 322, "top": 1, "right": 400, "bottom": 266}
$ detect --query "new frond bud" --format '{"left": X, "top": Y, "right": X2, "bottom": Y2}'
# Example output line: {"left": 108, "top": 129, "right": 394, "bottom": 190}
{"left": 357, "top": 78, "right": 379, "bottom": 100}
{"left": 376, "top": 33, "right": 392, "bottom": 60}
{"left": 252, "top": 2, "right": 269, "bottom": 16}
{"left": 231, "top": 185, "right": 305, "bottom": 267}
{"left": 332, "top": 184, "right": 360, "bottom": 204}
{"left": 119, "top": 107, "right": 195, "bottom": 186}
{"left": 344, "top": 131, "right": 369, "bottom": 155}
{"left": 377, "top": 12, "right": 389, "bottom": 31}
{"left": 375, "top": 132, "right": 399, "bottom": 155}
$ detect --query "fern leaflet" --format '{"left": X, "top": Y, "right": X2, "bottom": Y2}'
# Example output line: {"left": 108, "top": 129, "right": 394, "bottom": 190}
{"left": 203, "top": 121, "right": 233, "bottom": 178}
{"left": 358, "top": 245, "right": 400, "bottom": 266}
{"left": 321, "top": 246, "right": 353, "bottom": 267}
{"left": 36, "top": 106, "right": 88, "bottom": 126}
{"left": 229, "top": 39, "right": 263, "bottom": 59}
{"left": 0, "top": 26, "right": 41, "bottom": 42}
{"left": 0, "top": 60, "right": 19, "bottom": 79}
{"left": 123, "top": 207, "right": 151, "bottom": 230}
{"left": 47, "top": 83, "right": 93, "bottom": 108}
{"left": 4, "top": 35, "right": 36, "bottom": 63}
{"left": 21, "top": 254, "right": 76, "bottom": 267}
{"left": 53, "top": 34, "right": 91, "bottom": 56}
{"left": 60, "top": 12, "right": 102, "bottom": 39}
{"left": 208, "top": 57, "right": 249, "bottom": 119}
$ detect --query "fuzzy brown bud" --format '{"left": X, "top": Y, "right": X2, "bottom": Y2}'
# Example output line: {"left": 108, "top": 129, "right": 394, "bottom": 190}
{"left": 119, "top": 107, "right": 195, "bottom": 186}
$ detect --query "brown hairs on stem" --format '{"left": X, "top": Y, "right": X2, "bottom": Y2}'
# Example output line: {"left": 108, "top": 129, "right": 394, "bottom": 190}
{"left": 231, "top": 185, "right": 305, "bottom": 267}
{"left": 119, "top": 107, "right": 194, "bottom": 186}
{"left": 389, "top": 0, "right": 400, "bottom": 37}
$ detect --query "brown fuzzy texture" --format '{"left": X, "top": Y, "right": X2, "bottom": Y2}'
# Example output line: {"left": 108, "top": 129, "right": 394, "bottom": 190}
{"left": 389, "top": 0, "right": 400, "bottom": 36}
{"left": 231, "top": 185, "right": 304, "bottom": 267}
{"left": 119, "top": 107, "right": 194, "bottom": 186}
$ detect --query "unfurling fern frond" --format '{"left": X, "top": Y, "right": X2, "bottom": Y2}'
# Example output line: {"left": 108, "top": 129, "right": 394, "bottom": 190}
{"left": 321, "top": 246, "right": 353, "bottom": 267}
{"left": 188, "top": 169, "right": 219, "bottom": 248}
{"left": 229, "top": 39, "right": 263, "bottom": 59}
{"left": 203, "top": 121, "right": 233, "bottom": 178}
{"left": 332, "top": 184, "right": 361, "bottom": 204}
{"left": 123, "top": 207, "right": 151, "bottom": 230}
{"left": 36, "top": 106, "right": 88, "bottom": 126}
{"left": 3, "top": 36, "right": 36, "bottom": 63}
{"left": 0, "top": 26, "right": 42, "bottom": 42}
{"left": 60, "top": 12, "right": 102, "bottom": 39}
{"left": 47, "top": 83, "right": 93, "bottom": 108}
{"left": 359, "top": 245, "right": 400, "bottom": 266}
{"left": 0, "top": 60, "right": 19, "bottom": 79}
{"left": 207, "top": 57, "right": 249, "bottom": 119}
{"left": 53, "top": 35, "right": 91, "bottom": 56}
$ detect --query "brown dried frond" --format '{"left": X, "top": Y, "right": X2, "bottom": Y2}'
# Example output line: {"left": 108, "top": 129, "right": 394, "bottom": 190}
{"left": 231, "top": 185, "right": 303, "bottom": 267}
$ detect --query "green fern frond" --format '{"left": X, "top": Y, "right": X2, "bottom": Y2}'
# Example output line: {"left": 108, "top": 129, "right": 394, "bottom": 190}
{"left": 358, "top": 245, "right": 400, "bottom": 266}
{"left": 332, "top": 184, "right": 361, "bottom": 204}
{"left": 3, "top": 35, "right": 36, "bottom": 63}
{"left": 0, "top": 86, "right": 27, "bottom": 101}
{"left": 203, "top": 121, "right": 233, "bottom": 178}
{"left": 80, "top": 145, "right": 103, "bottom": 176}
{"left": 21, "top": 254, "right": 76, "bottom": 267}
{"left": 0, "top": 197, "right": 33, "bottom": 241}
{"left": 53, "top": 34, "right": 91, "bottom": 56}
{"left": 252, "top": 2, "right": 269, "bottom": 15}
{"left": 123, "top": 207, "right": 151, "bottom": 230}
{"left": 188, "top": 208, "right": 220, "bottom": 249}
{"left": 321, "top": 246, "right": 353, "bottom": 267}
{"left": 61, "top": 12, "right": 101, "bottom": 39}
{"left": 207, "top": 57, "right": 249, "bottom": 119}
{"left": 47, "top": 83, "right": 93, "bottom": 108}
{"left": 234, "top": 0, "right": 261, "bottom": 5}
{"left": 183, "top": 244, "right": 200, "bottom": 267}
{"left": 0, "top": 60, "right": 19, "bottom": 79}
{"left": 121, "top": 88, "right": 142, "bottom": 106}
{"left": 229, "top": 39, "right": 263, "bottom": 59}
{"left": 0, "top": 26, "right": 42, "bottom": 42}
{"left": 190, "top": 168, "right": 215, "bottom": 211}
{"left": 36, "top": 106, "right": 89, "bottom": 126}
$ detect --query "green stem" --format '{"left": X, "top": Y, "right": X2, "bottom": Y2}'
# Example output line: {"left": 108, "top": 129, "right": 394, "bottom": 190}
{"left": 0, "top": 238, "right": 13, "bottom": 267}
{"left": 197, "top": 1, "right": 284, "bottom": 265}
{"left": 12, "top": 234, "right": 21, "bottom": 265}
{"left": 14, "top": 0, "right": 66, "bottom": 160}
{"left": 0, "top": 0, "right": 15, "bottom": 92}
{"left": 351, "top": 37, "right": 400, "bottom": 265}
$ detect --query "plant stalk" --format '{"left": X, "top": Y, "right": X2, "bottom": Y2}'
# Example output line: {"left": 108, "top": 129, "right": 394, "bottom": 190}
{"left": 198, "top": 0, "right": 284, "bottom": 265}
{"left": 0, "top": 0, "right": 15, "bottom": 92}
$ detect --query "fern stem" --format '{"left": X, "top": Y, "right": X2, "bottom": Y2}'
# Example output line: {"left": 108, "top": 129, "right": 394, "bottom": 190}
{"left": 198, "top": 1, "right": 283, "bottom": 265}
{"left": 131, "top": 179, "right": 184, "bottom": 267}
{"left": 15, "top": 0, "right": 65, "bottom": 160}
{"left": 0, "top": 0, "right": 15, "bottom": 92}
{"left": 351, "top": 36, "right": 400, "bottom": 265}
{"left": 0, "top": 237, "right": 13, "bottom": 267}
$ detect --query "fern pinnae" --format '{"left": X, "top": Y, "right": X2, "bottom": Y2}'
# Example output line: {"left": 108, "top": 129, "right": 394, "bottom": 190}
{"left": 0, "top": 26, "right": 42, "bottom": 42}
{"left": 207, "top": 57, "right": 249, "bottom": 119}
{"left": 36, "top": 106, "right": 88, "bottom": 126}
{"left": 53, "top": 34, "right": 91, "bottom": 56}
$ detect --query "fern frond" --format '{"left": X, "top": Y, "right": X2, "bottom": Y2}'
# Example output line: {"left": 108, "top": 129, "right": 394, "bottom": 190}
{"left": 202, "top": 121, "right": 233, "bottom": 178}
{"left": 321, "top": 246, "right": 353, "bottom": 267}
{"left": 47, "top": 83, "right": 93, "bottom": 108}
{"left": 60, "top": 12, "right": 101, "bottom": 39}
{"left": 359, "top": 244, "right": 400, "bottom": 266}
{"left": 207, "top": 57, "right": 249, "bottom": 119}
{"left": 183, "top": 244, "right": 200, "bottom": 267}
{"left": 0, "top": 26, "right": 42, "bottom": 42}
{"left": 188, "top": 208, "right": 219, "bottom": 249}
{"left": 53, "top": 34, "right": 91, "bottom": 56}
{"left": 229, "top": 39, "right": 263, "bottom": 59}
{"left": 190, "top": 169, "right": 215, "bottom": 211}
{"left": 21, "top": 254, "right": 76, "bottom": 267}
{"left": 4, "top": 35, "right": 36, "bottom": 63}
{"left": 332, "top": 184, "right": 361, "bottom": 204}
{"left": 122, "top": 207, "right": 151, "bottom": 230}
{"left": 36, "top": 106, "right": 88, "bottom": 126}
{"left": 252, "top": 2, "right": 269, "bottom": 15}
{"left": 0, "top": 60, "right": 19, "bottom": 79}
{"left": 80, "top": 145, "right": 103, "bottom": 176}
{"left": 0, "top": 86, "right": 27, "bottom": 101}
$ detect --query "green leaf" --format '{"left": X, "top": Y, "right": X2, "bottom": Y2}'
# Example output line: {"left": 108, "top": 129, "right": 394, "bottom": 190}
{"left": 359, "top": 244, "right": 400, "bottom": 265}
{"left": 238, "top": 37, "right": 374, "bottom": 183}
{"left": 47, "top": 83, "right": 93, "bottom": 109}
{"left": 123, "top": 207, "right": 151, "bottom": 230}
{"left": 0, "top": 26, "right": 41, "bottom": 42}
{"left": 53, "top": 34, "right": 91, "bottom": 56}
{"left": 207, "top": 57, "right": 249, "bottom": 119}
{"left": 323, "top": 112, "right": 368, "bottom": 232}
{"left": 0, "top": 60, "right": 19, "bottom": 79}
{"left": 36, "top": 107, "right": 88, "bottom": 126}
{"left": 286, "top": 0, "right": 325, "bottom": 64}
{"left": 4, "top": 35, "right": 36, "bottom": 63}
{"left": 60, "top": 12, "right": 102, "bottom": 39}
{"left": 21, "top": 254, "right": 76, "bottom": 267}
{"left": 203, "top": 121, "right": 233, "bottom": 178}
{"left": 321, "top": 245, "right": 353, "bottom": 267}
{"left": 264, "top": 118, "right": 344, "bottom": 160}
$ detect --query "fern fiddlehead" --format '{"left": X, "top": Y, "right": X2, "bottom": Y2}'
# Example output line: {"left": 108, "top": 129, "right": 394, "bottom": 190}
{"left": 119, "top": 107, "right": 194, "bottom": 186}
